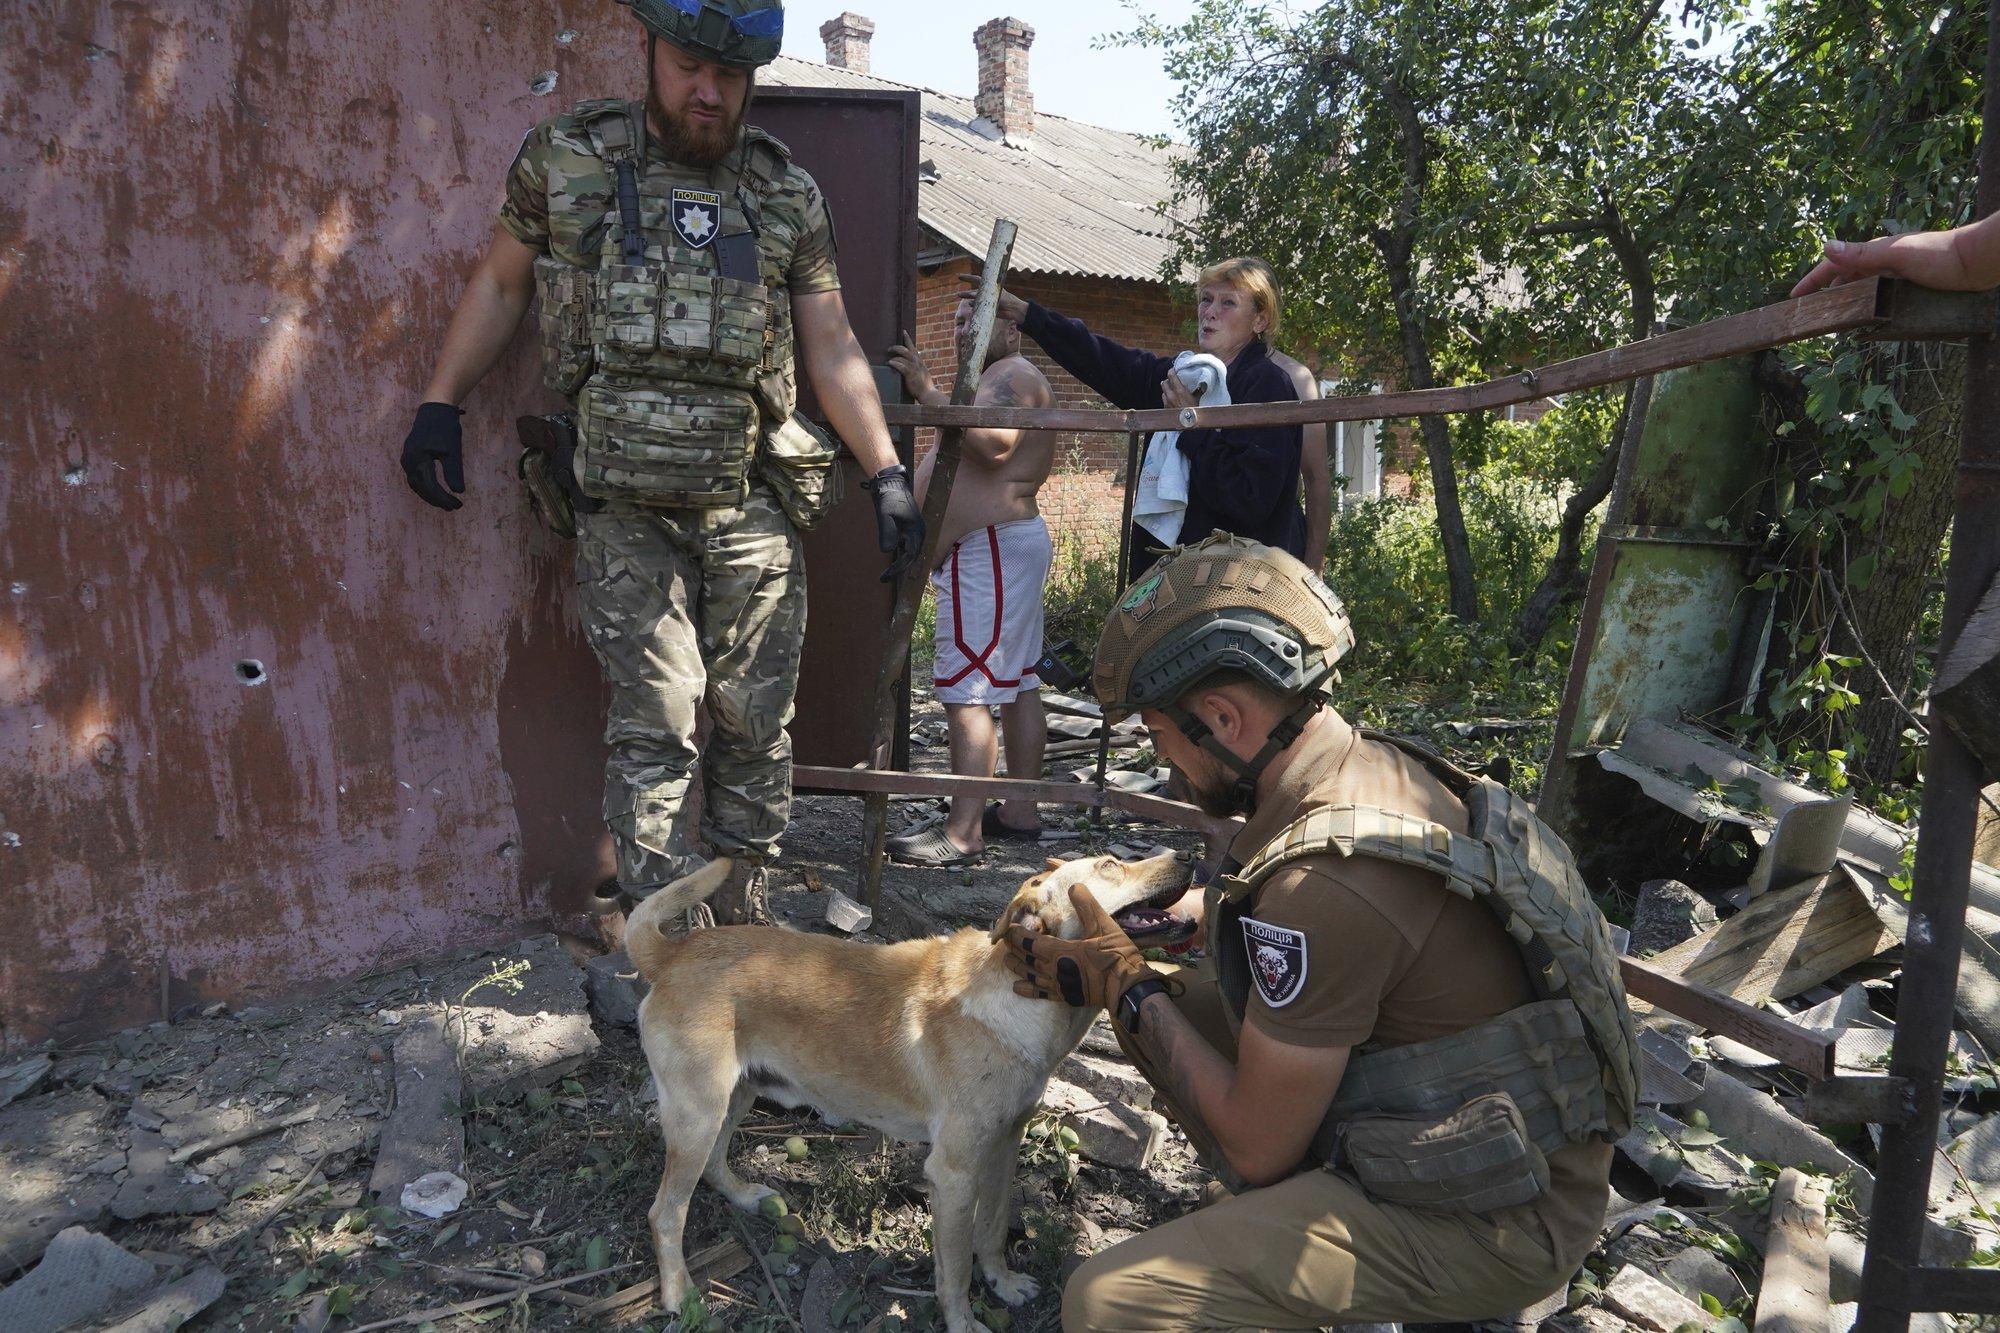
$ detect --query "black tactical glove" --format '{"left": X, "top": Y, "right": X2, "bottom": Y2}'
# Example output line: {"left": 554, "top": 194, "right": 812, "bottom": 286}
{"left": 862, "top": 464, "right": 925, "bottom": 582}
{"left": 401, "top": 402, "right": 466, "bottom": 511}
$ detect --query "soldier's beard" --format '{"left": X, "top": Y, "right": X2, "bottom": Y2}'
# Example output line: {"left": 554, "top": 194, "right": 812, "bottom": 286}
{"left": 648, "top": 92, "right": 744, "bottom": 169}
{"left": 1175, "top": 751, "right": 1249, "bottom": 818}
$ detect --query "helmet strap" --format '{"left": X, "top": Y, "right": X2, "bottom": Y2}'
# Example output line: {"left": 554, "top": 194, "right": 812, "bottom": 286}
{"left": 1164, "top": 693, "right": 1324, "bottom": 815}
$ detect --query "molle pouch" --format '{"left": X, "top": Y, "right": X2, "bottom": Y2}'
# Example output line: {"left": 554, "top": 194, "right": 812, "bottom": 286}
{"left": 656, "top": 263, "right": 719, "bottom": 357}
{"left": 1336, "top": 1092, "right": 1550, "bottom": 1215}
{"left": 533, "top": 257, "right": 595, "bottom": 397}
{"left": 578, "top": 382, "right": 757, "bottom": 508}
{"left": 713, "top": 276, "right": 772, "bottom": 367}
{"left": 755, "top": 412, "right": 846, "bottom": 530}
{"left": 596, "top": 261, "right": 664, "bottom": 366}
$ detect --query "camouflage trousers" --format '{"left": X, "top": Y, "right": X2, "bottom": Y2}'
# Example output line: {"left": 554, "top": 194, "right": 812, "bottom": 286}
{"left": 576, "top": 484, "right": 805, "bottom": 897}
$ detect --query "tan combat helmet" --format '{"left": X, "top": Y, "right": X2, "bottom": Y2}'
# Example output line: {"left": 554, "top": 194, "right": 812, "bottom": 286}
{"left": 1094, "top": 534, "right": 1356, "bottom": 811}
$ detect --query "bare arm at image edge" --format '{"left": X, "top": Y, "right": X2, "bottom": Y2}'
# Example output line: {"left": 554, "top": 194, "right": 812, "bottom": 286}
{"left": 1282, "top": 359, "right": 1331, "bottom": 571}
{"left": 1791, "top": 212, "right": 2000, "bottom": 296}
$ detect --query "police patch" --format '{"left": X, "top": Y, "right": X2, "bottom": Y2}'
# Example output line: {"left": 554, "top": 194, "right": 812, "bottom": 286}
{"left": 671, "top": 187, "right": 721, "bottom": 249}
{"left": 1242, "top": 917, "right": 1308, "bottom": 1008}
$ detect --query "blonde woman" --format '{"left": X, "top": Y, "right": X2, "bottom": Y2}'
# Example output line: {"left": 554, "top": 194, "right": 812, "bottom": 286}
{"left": 980, "top": 257, "right": 1305, "bottom": 578}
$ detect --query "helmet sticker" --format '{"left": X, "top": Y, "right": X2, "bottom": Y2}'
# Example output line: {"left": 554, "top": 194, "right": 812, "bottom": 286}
{"left": 1119, "top": 573, "right": 1164, "bottom": 619}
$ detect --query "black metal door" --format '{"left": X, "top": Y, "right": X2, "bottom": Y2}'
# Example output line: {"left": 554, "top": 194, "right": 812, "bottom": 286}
{"left": 750, "top": 87, "right": 919, "bottom": 770}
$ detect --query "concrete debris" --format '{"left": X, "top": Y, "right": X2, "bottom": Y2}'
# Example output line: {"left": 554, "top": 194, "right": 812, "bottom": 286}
{"left": 0, "top": 1226, "right": 160, "bottom": 1332}
{"left": 0, "top": 1089, "right": 123, "bottom": 1273}
{"left": 1617, "top": 1109, "right": 1751, "bottom": 1202}
{"left": 1754, "top": 1170, "right": 1829, "bottom": 1333}
{"left": 400, "top": 1169, "right": 469, "bottom": 1219}
{"left": 585, "top": 950, "right": 644, "bottom": 1028}
{"left": 1629, "top": 879, "right": 1718, "bottom": 955}
{"left": 823, "top": 889, "right": 873, "bottom": 934}
{"left": 1601, "top": 1263, "right": 1717, "bottom": 1331}
{"left": 96, "top": 1264, "right": 228, "bottom": 1332}
{"left": 0, "top": 1054, "right": 53, "bottom": 1110}
{"left": 1688, "top": 1070, "right": 1866, "bottom": 1202}
{"left": 111, "top": 1128, "right": 223, "bottom": 1221}
{"left": 369, "top": 1012, "right": 464, "bottom": 1208}
{"left": 449, "top": 934, "right": 601, "bottom": 1103}
{"left": 1057, "top": 1049, "right": 1154, "bottom": 1111}
{"left": 1658, "top": 1245, "right": 1745, "bottom": 1306}
{"left": 1066, "top": 1100, "right": 1166, "bottom": 1172}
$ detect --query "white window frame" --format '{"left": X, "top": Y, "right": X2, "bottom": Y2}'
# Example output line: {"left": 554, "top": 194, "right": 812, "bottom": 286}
{"left": 1320, "top": 380, "right": 1383, "bottom": 511}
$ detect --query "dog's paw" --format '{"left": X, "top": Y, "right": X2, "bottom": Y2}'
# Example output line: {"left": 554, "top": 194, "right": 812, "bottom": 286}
{"left": 986, "top": 1269, "right": 1041, "bottom": 1306}
{"left": 727, "top": 1183, "right": 781, "bottom": 1215}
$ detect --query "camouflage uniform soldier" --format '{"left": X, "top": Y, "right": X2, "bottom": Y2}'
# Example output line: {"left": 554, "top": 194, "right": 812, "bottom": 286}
{"left": 1004, "top": 535, "right": 1641, "bottom": 1328}
{"left": 399, "top": 0, "right": 923, "bottom": 923}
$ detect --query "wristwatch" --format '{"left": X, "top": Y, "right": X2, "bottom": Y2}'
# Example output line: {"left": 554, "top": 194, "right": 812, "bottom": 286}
{"left": 1117, "top": 975, "right": 1171, "bottom": 1034}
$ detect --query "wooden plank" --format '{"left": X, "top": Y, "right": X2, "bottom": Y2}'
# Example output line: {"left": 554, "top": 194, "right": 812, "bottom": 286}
{"left": 1755, "top": 1169, "right": 1830, "bottom": 1333}
{"left": 1620, "top": 956, "right": 1837, "bottom": 1079}
{"left": 854, "top": 220, "right": 1017, "bottom": 913}
{"left": 1640, "top": 871, "right": 1898, "bottom": 1007}
{"left": 881, "top": 278, "right": 1889, "bottom": 436}
{"left": 793, "top": 764, "right": 1241, "bottom": 846}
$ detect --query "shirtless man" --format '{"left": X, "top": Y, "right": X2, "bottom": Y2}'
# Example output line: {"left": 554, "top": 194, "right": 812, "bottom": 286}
{"left": 883, "top": 295, "right": 1056, "bottom": 865}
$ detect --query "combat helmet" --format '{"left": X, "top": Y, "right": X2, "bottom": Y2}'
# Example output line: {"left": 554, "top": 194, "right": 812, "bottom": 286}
{"left": 620, "top": 0, "right": 784, "bottom": 69}
{"left": 1095, "top": 534, "right": 1355, "bottom": 811}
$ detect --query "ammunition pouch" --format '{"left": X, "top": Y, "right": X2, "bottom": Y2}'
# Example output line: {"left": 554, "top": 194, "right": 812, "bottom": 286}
{"left": 1334, "top": 1091, "right": 1549, "bottom": 1214}
{"left": 516, "top": 412, "right": 602, "bottom": 538}
{"left": 756, "top": 413, "right": 846, "bottom": 531}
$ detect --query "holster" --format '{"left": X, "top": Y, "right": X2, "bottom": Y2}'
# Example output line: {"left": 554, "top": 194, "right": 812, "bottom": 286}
{"left": 516, "top": 412, "right": 603, "bottom": 538}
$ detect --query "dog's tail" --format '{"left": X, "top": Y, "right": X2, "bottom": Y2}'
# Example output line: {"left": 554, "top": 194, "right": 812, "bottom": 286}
{"left": 624, "top": 857, "right": 735, "bottom": 978}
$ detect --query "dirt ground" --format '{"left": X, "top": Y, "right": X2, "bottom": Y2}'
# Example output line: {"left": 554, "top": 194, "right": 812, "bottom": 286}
{"left": 0, "top": 704, "right": 1240, "bottom": 1333}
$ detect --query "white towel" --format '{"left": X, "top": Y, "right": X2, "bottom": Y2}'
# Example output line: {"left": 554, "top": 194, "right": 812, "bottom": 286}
{"left": 1132, "top": 352, "right": 1230, "bottom": 547}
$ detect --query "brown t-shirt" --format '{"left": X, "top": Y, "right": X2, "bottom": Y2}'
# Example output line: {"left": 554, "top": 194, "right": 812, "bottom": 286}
{"left": 1225, "top": 713, "right": 1614, "bottom": 1269}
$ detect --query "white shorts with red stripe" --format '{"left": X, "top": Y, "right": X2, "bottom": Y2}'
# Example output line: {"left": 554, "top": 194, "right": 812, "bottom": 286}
{"left": 930, "top": 516, "right": 1053, "bottom": 706}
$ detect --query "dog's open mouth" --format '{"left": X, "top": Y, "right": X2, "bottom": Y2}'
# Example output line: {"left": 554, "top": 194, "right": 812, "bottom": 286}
{"left": 1114, "top": 905, "right": 1200, "bottom": 946}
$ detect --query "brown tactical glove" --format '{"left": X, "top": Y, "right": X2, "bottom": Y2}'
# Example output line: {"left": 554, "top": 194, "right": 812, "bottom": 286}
{"left": 1004, "top": 885, "right": 1157, "bottom": 1011}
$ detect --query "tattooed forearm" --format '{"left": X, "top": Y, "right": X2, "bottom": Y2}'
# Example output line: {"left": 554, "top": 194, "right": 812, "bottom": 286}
{"left": 1131, "top": 996, "right": 1209, "bottom": 1114}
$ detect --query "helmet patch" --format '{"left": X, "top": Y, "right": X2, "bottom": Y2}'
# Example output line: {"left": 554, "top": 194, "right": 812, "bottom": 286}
{"left": 672, "top": 188, "right": 721, "bottom": 248}
{"left": 1119, "top": 573, "right": 1164, "bottom": 619}
{"left": 1242, "top": 917, "right": 1307, "bottom": 1008}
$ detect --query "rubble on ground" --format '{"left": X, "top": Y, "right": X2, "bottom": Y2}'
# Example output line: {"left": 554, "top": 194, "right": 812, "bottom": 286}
{"left": 8, "top": 703, "right": 1999, "bottom": 1330}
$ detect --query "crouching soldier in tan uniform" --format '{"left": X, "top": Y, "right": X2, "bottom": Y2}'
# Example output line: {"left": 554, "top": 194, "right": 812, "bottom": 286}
{"left": 398, "top": 0, "right": 924, "bottom": 922}
{"left": 1005, "top": 535, "right": 1640, "bottom": 1329}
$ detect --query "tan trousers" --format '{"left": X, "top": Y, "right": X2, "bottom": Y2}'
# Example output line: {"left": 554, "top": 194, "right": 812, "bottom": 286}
{"left": 1065, "top": 977, "right": 1570, "bottom": 1331}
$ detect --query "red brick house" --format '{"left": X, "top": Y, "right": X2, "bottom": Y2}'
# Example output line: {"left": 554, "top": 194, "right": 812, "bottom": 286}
{"left": 765, "top": 15, "right": 1391, "bottom": 547}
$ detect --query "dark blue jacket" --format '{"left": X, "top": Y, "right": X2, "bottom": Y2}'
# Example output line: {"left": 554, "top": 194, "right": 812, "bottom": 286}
{"left": 1021, "top": 300, "right": 1306, "bottom": 560}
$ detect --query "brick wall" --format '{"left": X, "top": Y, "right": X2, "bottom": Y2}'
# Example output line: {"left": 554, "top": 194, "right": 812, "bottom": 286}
{"left": 910, "top": 256, "right": 1193, "bottom": 556}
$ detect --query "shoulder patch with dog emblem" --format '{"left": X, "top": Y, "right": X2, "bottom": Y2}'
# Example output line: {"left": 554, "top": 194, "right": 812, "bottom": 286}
{"left": 1242, "top": 916, "right": 1308, "bottom": 1008}
{"left": 672, "top": 187, "right": 721, "bottom": 248}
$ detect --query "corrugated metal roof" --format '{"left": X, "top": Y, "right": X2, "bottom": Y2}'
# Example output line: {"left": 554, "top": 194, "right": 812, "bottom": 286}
{"left": 762, "top": 55, "right": 1189, "bottom": 284}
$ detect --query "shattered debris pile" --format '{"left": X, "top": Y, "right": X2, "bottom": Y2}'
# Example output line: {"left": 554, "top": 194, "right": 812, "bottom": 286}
{"left": 1532, "top": 719, "right": 2000, "bottom": 1333}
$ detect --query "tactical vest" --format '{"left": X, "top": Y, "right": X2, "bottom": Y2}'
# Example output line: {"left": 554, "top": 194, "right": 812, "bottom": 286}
{"left": 1209, "top": 733, "right": 1642, "bottom": 1177}
{"left": 531, "top": 100, "right": 836, "bottom": 520}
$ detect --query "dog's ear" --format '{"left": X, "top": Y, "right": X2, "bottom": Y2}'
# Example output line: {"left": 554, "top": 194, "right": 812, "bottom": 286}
{"left": 1043, "top": 856, "right": 1066, "bottom": 871}
{"left": 989, "top": 898, "right": 1041, "bottom": 943}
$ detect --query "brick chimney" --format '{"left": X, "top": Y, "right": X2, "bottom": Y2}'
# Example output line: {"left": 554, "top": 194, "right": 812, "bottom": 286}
{"left": 819, "top": 12, "right": 875, "bottom": 73}
{"left": 973, "top": 17, "right": 1034, "bottom": 143}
